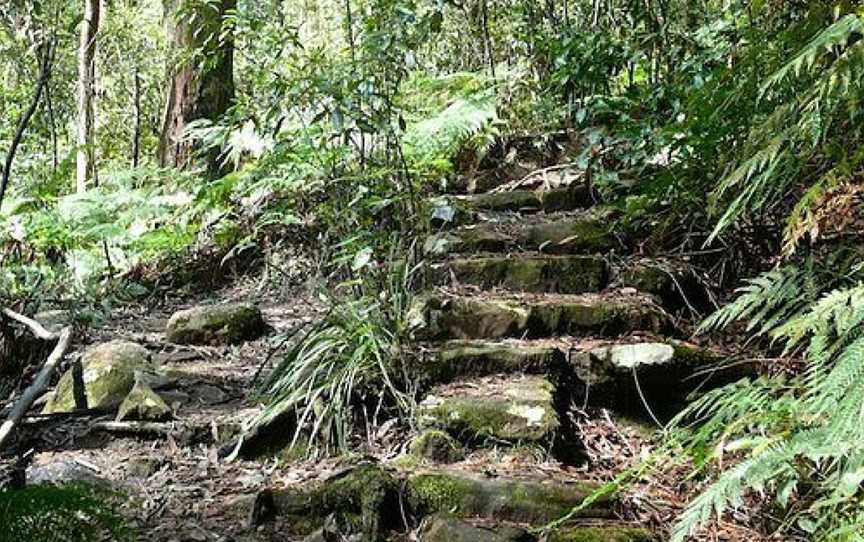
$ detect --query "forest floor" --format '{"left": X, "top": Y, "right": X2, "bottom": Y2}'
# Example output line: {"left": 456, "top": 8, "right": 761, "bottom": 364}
{"left": 15, "top": 273, "right": 350, "bottom": 541}
{"left": 12, "top": 264, "right": 772, "bottom": 542}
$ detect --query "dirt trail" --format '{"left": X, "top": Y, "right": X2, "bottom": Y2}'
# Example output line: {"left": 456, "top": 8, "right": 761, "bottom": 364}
{"left": 16, "top": 278, "right": 337, "bottom": 541}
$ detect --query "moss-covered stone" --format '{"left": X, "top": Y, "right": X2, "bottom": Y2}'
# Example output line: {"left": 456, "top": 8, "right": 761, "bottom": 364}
{"left": 434, "top": 186, "right": 594, "bottom": 217}
{"left": 449, "top": 255, "right": 607, "bottom": 294}
{"left": 424, "top": 228, "right": 513, "bottom": 257}
{"left": 424, "top": 211, "right": 616, "bottom": 257}
{"left": 617, "top": 263, "right": 671, "bottom": 296}
{"left": 166, "top": 302, "right": 266, "bottom": 345}
{"left": 409, "top": 430, "right": 465, "bottom": 463}
{"left": 427, "top": 340, "right": 563, "bottom": 382}
{"left": 524, "top": 215, "right": 615, "bottom": 253}
{"left": 546, "top": 525, "right": 654, "bottom": 542}
{"left": 406, "top": 471, "right": 608, "bottom": 523}
{"left": 115, "top": 381, "right": 172, "bottom": 422}
{"left": 418, "top": 376, "right": 559, "bottom": 443}
{"left": 436, "top": 297, "right": 530, "bottom": 340}
{"left": 44, "top": 341, "right": 154, "bottom": 414}
{"left": 420, "top": 293, "right": 669, "bottom": 340}
{"left": 268, "top": 465, "right": 399, "bottom": 539}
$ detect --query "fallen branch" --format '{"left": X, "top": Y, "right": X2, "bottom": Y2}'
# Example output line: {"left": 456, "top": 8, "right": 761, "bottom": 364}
{"left": 90, "top": 421, "right": 182, "bottom": 436}
{"left": 1, "top": 308, "right": 59, "bottom": 341}
{"left": 0, "top": 327, "right": 72, "bottom": 450}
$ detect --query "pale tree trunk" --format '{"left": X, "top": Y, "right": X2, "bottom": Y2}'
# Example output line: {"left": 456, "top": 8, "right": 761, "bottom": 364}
{"left": 76, "top": 0, "right": 100, "bottom": 193}
{"left": 159, "top": 0, "right": 235, "bottom": 177}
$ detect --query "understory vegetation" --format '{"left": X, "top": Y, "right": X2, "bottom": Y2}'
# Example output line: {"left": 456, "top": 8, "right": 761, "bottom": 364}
{"left": 4, "top": 0, "right": 864, "bottom": 540}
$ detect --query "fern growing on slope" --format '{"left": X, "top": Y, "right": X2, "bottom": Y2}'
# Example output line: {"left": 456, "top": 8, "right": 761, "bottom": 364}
{"left": 708, "top": 13, "right": 864, "bottom": 248}
{"left": 669, "top": 256, "right": 864, "bottom": 540}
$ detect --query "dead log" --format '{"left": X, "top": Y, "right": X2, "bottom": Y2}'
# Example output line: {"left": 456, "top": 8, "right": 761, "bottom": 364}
{"left": 0, "top": 327, "right": 72, "bottom": 450}
{"left": 1, "top": 308, "right": 59, "bottom": 341}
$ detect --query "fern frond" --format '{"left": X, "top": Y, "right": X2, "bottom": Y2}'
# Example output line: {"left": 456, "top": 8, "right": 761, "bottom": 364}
{"left": 698, "top": 265, "right": 809, "bottom": 336}
{"left": 761, "top": 15, "right": 864, "bottom": 95}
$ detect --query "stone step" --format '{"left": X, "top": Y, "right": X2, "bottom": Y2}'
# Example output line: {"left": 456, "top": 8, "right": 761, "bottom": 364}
{"left": 413, "top": 337, "right": 733, "bottom": 422}
{"left": 419, "top": 516, "right": 652, "bottom": 542}
{"left": 425, "top": 209, "right": 617, "bottom": 257}
{"left": 405, "top": 469, "right": 613, "bottom": 524}
{"left": 428, "top": 186, "right": 595, "bottom": 227}
{"left": 417, "top": 375, "right": 559, "bottom": 445}
{"left": 409, "top": 290, "right": 670, "bottom": 341}
{"left": 443, "top": 254, "right": 608, "bottom": 294}
{"left": 254, "top": 464, "right": 620, "bottom": 539}
{"left": 416, "top": 339, "right": 566, "bottom": 383}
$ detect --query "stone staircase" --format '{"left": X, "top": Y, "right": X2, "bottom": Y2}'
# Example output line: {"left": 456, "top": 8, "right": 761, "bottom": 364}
{"left": 398, "top": 183, "right": 722, "bottom": 540}
{"left": 264, "top": 183, "right": 727, "bottom": 541}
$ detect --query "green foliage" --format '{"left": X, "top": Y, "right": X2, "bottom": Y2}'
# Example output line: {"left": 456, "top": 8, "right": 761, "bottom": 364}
{"left": 0, "top": 484, "right": 128, "bottom": 541}
{"left": 257, "top": 255, "right": 417, "bottom": 454}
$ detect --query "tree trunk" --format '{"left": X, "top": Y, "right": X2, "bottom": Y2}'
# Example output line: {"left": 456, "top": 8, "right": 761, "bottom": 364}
{"left": 158, "top": 0, "right": 236, "bottom": 177}
{"left": 76, "top": 0, "right": 100, "bottom": 194}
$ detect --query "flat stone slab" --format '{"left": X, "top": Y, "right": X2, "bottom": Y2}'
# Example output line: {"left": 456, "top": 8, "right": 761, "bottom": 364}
{"left": 421, "top": 339, "right": 564, "bottom": 383}
{"left": 257, "top": 466, "right": 615, "bottom": 538}
{"left": 411, "top": 291, "right": 669, "bottom": 340}
{"left": 448, "top": 254, "right": 607, "bottom": 294}
{"left": 166, "top": 302, "right": 266, "bottom": 345}
{"left": 547, "top": 525, "right": 654, "bottom": 542}
{"left": 418, "top": 375, "right": 559, "bottom": 443}
{"left": 427, "top": 186, "right": 595, "bottom": 227}
{"left": 424, "top": 209, "right": 616, "bottom": 257}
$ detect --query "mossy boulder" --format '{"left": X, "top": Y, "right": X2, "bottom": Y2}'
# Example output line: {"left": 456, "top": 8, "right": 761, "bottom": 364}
{"left": 166, "top": 302, "right": 266, "bottom": 345}
{"left": 406, "top": 471, "right": 609, "bottom": 523}
{"left": 115, "top": 381, "right": 172, "bottom": 422}
{"left": 546, "top": 525, "right": 654, "bottom": 542}
{"left": 418, "top": 376, "right": 559, "bottom": 443}
{"left": 420, "top": 515, "right": 532, "bottom": 542}
{"left": 44, "top": 341, "right": 155, "bottom": 414}
{"left": 426, "top": 340, "right": 563, "bottom": 382}
{"left": 409, "top": 430, "right": 464, "bottom": 463}
{"left": 448, "top": 255, "right": 607, "bottom": 294}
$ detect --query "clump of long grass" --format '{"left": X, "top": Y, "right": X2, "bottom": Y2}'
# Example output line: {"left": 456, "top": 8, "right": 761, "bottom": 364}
{"left": 256, "top": 257, "right": 417, "bottom": 455}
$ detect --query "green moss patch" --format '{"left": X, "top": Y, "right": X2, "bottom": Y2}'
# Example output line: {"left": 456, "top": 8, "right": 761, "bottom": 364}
{"left": 418, "top": 375, "right": 559, "bottom": 443}
{"left": 547, "top": 525, "right": 654, "bottom": 542}
{"left": 406, "top": 471, "right": 607, "bottom": 523}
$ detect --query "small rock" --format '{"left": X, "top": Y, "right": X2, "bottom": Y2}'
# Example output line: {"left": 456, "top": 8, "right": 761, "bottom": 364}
{"left": 44, "top": 340, "right": 157, "bottom": 414}
{"left": 409, "top": 430, "right": 464, "bottom": 463}
{"left": 166, "top": 302, "right": 266, "bottom": 345}
{"left": 116, "top": 381, "right": 173, "bottom": 422}
{"left": 27, "top": 457, "right": 109, "bottom": 488}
